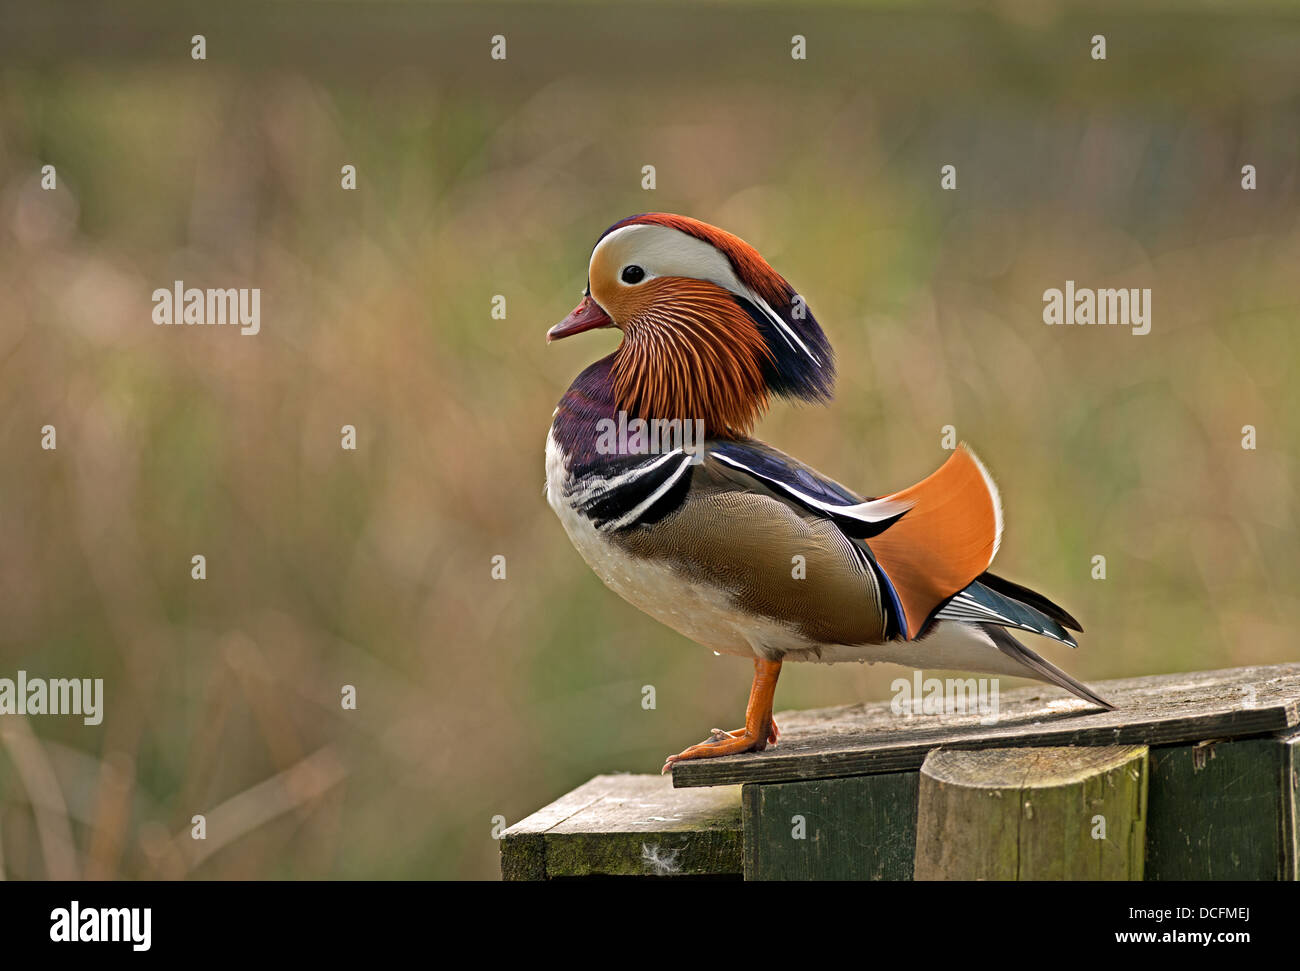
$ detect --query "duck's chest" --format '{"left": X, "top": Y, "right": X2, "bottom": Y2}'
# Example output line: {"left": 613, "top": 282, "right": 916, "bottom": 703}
{"left": 544, "top": 427, "right": 765, "bottom": 657}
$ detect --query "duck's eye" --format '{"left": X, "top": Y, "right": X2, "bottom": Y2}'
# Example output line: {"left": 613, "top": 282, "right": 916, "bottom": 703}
{"left": 620, "top": 265, "right": 646, "bottom": 285}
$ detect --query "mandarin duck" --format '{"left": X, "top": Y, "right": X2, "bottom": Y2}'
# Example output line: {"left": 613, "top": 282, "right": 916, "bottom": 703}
{"left": 545, "top": 213, "right": 1111, "bottom": 773}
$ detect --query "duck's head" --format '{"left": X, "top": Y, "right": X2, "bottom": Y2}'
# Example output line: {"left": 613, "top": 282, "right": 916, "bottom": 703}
{"left": 548, "top": 213, "right": 834, "bottom": 438}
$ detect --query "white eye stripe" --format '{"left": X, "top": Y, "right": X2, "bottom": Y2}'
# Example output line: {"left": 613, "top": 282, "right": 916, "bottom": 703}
{"left": 593, "top": 225, "right": 737, "bottom": 294}
{"left": 591, "top": 223, "right": 821, "bottom": 368}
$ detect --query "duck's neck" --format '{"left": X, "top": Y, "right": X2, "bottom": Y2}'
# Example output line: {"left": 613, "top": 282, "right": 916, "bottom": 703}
{"left": 608, "top": 307, "right": 769, "bottom": 439}
{"left": 552, "top": 354, "right": 623, "bottom": 469}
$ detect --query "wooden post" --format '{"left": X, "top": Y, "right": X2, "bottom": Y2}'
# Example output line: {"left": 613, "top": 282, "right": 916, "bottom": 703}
{"left": 500, "top": 774, "right": 742, "bottom": 880}
{"left": 1145, "top": 727, "right": 1300, "bottom": 880}
{"left": 742, "top": 773, "right": 918, "bottom": 880}
{"left": 914, "top": 745, "right": 1148, "bottom": 880}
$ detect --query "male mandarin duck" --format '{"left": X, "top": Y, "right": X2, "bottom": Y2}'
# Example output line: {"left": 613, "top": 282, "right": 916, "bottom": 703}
{"left": 544, "top": 213, "right": 1112, "bottom": 773}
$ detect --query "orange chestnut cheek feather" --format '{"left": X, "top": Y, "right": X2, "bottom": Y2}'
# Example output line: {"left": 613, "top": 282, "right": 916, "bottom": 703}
{"left": 603, "top": 277, "right": 774, "bottom": 439}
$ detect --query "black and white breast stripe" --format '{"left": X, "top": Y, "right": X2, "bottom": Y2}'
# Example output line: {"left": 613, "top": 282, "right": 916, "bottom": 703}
{"left": 567, "top": 450, "right": 695, "bottom": 533}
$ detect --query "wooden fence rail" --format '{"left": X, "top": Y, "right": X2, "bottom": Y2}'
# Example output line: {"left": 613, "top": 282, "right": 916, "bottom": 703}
{"left": 501, "top": 664, "right": 1300, "bottom": 880}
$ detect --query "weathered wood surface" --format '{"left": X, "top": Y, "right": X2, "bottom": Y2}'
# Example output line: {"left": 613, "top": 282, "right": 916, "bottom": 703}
{"left": 1287, "top": 730, "right": 1300, "bottom": 879}
{"left": 1145, "top": 727, "right": 1300, "bottom": 880}
{"left": 742, "top": 773, "right": 919, "bottom": 881}
{"left": 500, "top": 774, "right": 741, "bottom": 880}
{"left": 914, "top": 745, "right": 1148, "bottom": 880}
{"left": 672, "top": 664, "right": 1300, "bottom": 788}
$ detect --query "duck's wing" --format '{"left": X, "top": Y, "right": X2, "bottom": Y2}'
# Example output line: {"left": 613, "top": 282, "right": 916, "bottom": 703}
{"left": 701, "top": 440, "right": 1109, "bottom": 708}
{"left": 707, "top": 439, "right": 1002, "bottom": 640}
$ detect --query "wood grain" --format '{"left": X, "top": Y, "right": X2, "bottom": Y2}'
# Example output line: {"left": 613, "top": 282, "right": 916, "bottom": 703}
{"left": 914, "top": 745, "right": 1148, "bottom": 880}
{"left": 671, "top": 664, "right": 1300, "bottom": 788}
{"left": 1145, "top": 727, "right": 1300, "bottom": 880}
{"left": 742, "top": 773, "right": 919, "bottom": 880}
{"left": 500, "top": 774, "right": 741, "bottom": 880}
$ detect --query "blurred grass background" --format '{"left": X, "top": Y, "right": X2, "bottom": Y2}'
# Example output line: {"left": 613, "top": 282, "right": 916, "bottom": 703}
{"left": 0, "top": 0, "right": 1296, "bottom": 878}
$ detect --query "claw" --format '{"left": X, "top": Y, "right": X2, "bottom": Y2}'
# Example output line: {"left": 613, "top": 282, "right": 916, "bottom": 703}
{"left": 660, "top": 658, "right": 783, "bottom": 771}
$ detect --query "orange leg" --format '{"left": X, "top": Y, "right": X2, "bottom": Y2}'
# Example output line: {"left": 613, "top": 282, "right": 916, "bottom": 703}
{"left": 662, "top": 658, "right": 782, "bottom": 773}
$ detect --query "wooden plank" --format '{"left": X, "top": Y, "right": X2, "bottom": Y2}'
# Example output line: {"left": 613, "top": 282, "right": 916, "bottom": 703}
{"left": 1285, "top": 730, "right": 1300, "bottom": 880}
{"left": 914, "top": 745, "right": 1148, "bottom": 880}
{"left": 672, "top": 664, "right": 1300, "bottom": 788}
{"left": 742, "top": 773, "right": 919, "bottom": 880}
{"left": 1145, "top": 727, "right": 1300, "bottom": 880}
{"left": 499, "top": 778, "right": 609, "bottom": 881}
{"left": 500, "top": 774, "right": 741, "bottom": 880}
